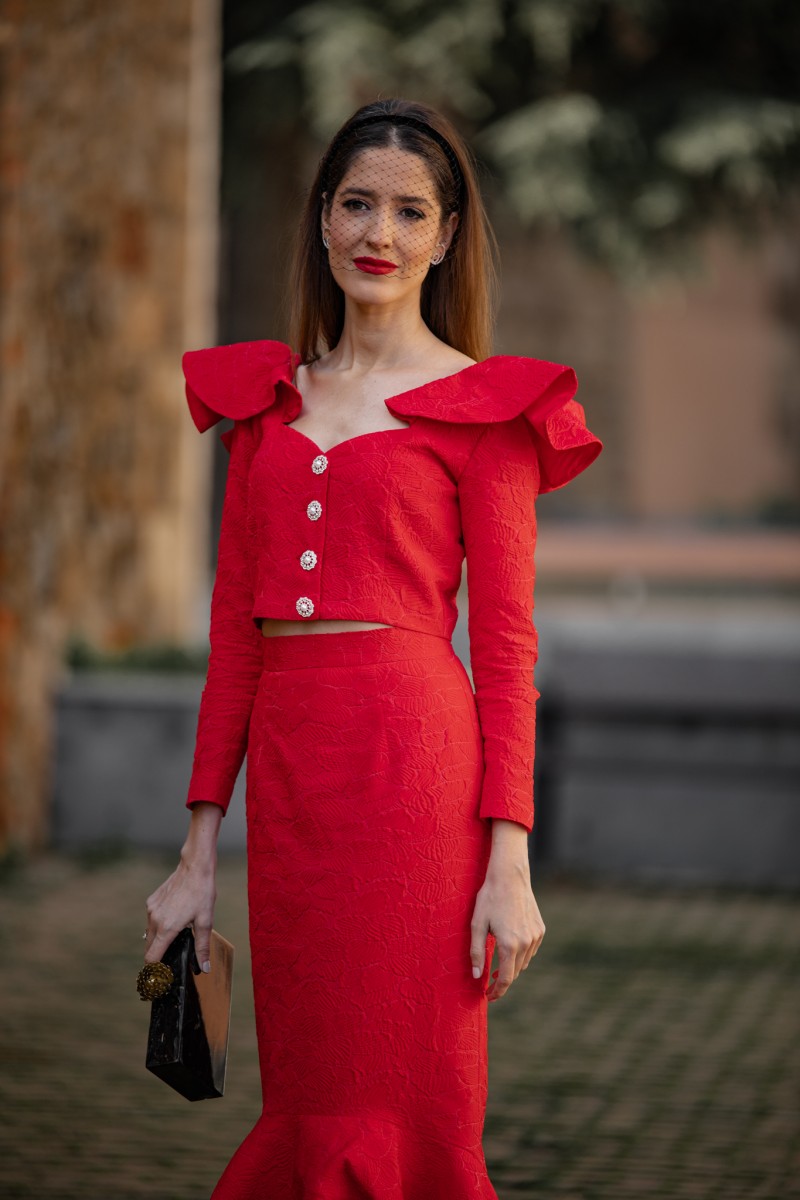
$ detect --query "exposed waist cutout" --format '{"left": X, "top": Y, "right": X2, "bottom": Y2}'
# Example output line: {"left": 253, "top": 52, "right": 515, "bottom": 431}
{"left": 260, "top": 617, "right": 394, "bottom": 638}
{"left": 260, "top": 622, "right": 457, "bottom": 669}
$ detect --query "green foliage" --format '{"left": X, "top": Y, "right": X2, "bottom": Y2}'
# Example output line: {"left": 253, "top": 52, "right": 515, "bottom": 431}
{"left": 224, "top": 0, "right": 800, "bottom": 277}
{"left": 64, "top": 634, "right": 209, "bottom": 674}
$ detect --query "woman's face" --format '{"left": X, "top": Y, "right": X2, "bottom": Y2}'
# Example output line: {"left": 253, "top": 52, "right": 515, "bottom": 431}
{"left": 322, "top": 144, "right": 458, "bottom": 298}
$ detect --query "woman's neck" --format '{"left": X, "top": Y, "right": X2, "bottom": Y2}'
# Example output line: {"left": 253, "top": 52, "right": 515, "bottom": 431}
{"left": 326, "top": 303, "right": 440, "bottom": 373}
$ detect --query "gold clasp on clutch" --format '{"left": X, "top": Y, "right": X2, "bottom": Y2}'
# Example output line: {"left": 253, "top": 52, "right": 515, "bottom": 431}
{"left": 136, "top": 961, "right": 175, "bottom": 1001}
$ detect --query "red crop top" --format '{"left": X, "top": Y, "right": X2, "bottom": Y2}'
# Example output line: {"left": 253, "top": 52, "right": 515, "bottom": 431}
{"left": 182, "top": 340, "right": 603, "bottom": 832}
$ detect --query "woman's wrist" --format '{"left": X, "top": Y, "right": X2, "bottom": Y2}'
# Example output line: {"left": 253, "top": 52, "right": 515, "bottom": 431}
{"left": 180, "top": 801, "right": 223, "bottom": 866}
{"left": 489, "top": 817, "right": 530, "bottom": 845}
{"left": 487, "top": 818, "right": 531, "bottom": 874}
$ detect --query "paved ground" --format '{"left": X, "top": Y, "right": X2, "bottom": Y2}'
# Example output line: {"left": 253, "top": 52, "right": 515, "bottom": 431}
{"left": 0, "top": 850, "right": 797, "bottom": 1200}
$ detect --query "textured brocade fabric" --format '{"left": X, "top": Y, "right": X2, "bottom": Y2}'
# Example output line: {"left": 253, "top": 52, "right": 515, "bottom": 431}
{"left": 207, "top": 626, "right": 500, "bottom": 1198}
{"left": 458, "top": 418, "right": 541, "bottom": 829}
{"left": 183, "top": 341, "right": 603, "bottom": 833}
{"left": 186, "top": 419, "right": 266, "bottom": 811}
{"left": 211, "top": 1112, "right": 499, "bottom": 1199}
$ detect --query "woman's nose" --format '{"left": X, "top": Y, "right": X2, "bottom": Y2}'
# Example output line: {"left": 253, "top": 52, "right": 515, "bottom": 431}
{"left": 365, "top": 206, "right": 395, "bottom": 249}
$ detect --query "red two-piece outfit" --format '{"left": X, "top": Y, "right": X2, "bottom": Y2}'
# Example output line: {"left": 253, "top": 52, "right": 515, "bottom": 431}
{"left": 182, "top": 340, "right": 602, "bottom": 1199}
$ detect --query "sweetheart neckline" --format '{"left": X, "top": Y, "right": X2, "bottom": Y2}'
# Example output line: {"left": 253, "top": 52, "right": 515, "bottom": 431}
{"left": 280, "top": 419, "right": 413, "bottom": 458}
{"left": 278, "top": 355, "right": 498, "bottom": 456}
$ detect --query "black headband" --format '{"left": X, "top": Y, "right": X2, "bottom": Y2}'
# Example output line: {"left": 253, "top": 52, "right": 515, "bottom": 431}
{"left": 321, "top": 113, "right": 465, "bottom": 211}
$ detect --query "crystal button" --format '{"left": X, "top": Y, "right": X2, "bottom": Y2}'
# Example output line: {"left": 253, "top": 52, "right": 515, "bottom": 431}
{"left": 307, "top": 500, "right": 322, "bottom": 521}
{"left": 311, "top": 454, "right": 328, "bottom": 474}
{"left": 300, "top": 549, "right": 318, "bottom": 570}
{"left": 296, "top": 596, "right": 315, "bottom": 617}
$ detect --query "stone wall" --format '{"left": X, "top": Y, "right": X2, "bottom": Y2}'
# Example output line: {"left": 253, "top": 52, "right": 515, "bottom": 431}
{"left": 627, "top": 227, "right": 800, "bottom": 522}
{"left": 0, "top": 0, "right": 221, "bottom": 852}
{"left": 495, "top": 221, "right": 800, "bottom": 523}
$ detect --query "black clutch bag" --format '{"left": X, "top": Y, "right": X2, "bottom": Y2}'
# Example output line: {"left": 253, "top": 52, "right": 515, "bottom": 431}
{"left": 137, "top": 927, "right": 234, "bottom": 1102}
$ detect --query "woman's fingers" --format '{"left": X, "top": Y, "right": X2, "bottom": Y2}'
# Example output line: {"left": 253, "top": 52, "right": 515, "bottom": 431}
{"left": 192, "top": 920, "right": 213, "bottom": 973}
{"left": 486, "top": 940, "right": 517, "bottom": 1000}
{"left": 485, "top": 934, "right": 531, "bottom": 1000}
{"left": 485, "top": 915, "right": 546, "bottom": 1000}
{"left": 473, "top": 882, "right": 547, "bottom": 999}
{"left": 520, "top": 917, "right": 545, "bottom": 971}
{"left": 145, "top": 926, "right": 182, "bottom": 965}
{"left": 469, "top": 915, "right": 488, "bottom": 979}
{"left": 143, "top": 864, "right": 217, "bottom": 968}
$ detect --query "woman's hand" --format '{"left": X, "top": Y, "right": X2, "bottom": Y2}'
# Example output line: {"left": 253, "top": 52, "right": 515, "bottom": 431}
{"left": 470, "top": 818, "right": 545, "bottom": 1002}
{"left": 143, "top": 802, "right": 222, "bottom": 972}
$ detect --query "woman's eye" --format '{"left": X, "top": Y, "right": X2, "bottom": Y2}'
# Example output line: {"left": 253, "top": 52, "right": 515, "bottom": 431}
{"left": 341, "top": 199, "right": 425, "bottom": 221}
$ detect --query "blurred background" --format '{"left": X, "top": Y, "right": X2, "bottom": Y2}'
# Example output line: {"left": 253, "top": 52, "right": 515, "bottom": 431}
{"left": 0, "top": 2, "right": 798, "bottom": 1198}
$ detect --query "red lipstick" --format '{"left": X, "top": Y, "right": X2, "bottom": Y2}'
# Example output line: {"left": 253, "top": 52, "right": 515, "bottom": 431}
{"left": 353, "top": 257, "right": 398, "bottom": 275}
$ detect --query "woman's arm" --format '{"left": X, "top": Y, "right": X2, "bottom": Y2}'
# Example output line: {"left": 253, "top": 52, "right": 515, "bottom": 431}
{"left": 458, "top": 417, "right": 541, "bottom": 833}
{"left": 457, "top": 417, "right": 546, "bottom": 998}
{"left": 185, "top": 418, "right": 265, "bottom": 813}
{"left": 144, "top": 416, "right": 264, "bottom": 968}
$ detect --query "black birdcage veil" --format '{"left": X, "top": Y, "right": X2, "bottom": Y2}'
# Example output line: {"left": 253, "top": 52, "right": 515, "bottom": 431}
{"left": 318, "top": 114, "right": 464, "bottom": 283}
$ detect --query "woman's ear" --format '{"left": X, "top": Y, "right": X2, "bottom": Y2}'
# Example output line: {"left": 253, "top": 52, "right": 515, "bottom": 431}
{"left": 321, "top": 191, "right": 330, "bottom": 243}
{"left": 440, "top": 211, "right": 459, "bottom": 253}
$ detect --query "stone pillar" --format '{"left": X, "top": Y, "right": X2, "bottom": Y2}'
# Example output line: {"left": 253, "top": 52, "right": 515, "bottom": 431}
{"left": 0, "top": 0, "right": 221, "bottom": 852}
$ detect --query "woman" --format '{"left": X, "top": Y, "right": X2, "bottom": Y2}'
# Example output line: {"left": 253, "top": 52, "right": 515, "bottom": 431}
{"left": 144, "top": 97, "right": 602, "bottom": 1198}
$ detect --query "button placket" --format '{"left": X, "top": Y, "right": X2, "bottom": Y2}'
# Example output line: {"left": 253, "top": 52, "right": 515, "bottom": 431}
{"left": 297, "top": 454, "right": 328, "bottom": 617}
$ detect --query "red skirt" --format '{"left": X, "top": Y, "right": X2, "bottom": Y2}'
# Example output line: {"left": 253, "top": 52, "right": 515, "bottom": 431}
{"left": 211, "top": 625, "right": 499, "bottom": 1199}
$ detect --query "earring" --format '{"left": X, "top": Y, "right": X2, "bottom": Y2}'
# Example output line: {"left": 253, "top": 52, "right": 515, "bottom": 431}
{"left": 430, "top": 247, "right": 445, "bottom": 266}
{"left": 322, "top": 235, "right": 330, "bottom": 250}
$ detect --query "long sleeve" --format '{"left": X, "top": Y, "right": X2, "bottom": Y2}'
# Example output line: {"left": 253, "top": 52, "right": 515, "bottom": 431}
{"left": 458, "top": 416, "right": 541, "bottom": 833}
{"left": 186, "top": 418, "right": 265, "bottom": 814}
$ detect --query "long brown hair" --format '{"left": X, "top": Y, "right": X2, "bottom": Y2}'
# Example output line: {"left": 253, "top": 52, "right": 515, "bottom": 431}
{"left": 286, "top": 98, "right": 499, "bottom": 364}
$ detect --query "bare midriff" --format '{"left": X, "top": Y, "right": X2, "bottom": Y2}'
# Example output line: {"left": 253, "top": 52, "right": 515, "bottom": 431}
{"left": 260, "top": 617, "right": 392, "bottom": 638}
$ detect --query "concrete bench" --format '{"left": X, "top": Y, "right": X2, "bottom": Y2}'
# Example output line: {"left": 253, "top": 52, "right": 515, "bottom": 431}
{"left": 51, "top": 612, "right": 800, "bottom": 888}
{"left": 532, "top": 614, "right": 800, "bottom": 888}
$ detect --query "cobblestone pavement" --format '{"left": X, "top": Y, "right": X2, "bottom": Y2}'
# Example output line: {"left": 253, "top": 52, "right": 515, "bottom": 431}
{"left": 0, "top": 851, "right": 797, "bottom": 1200}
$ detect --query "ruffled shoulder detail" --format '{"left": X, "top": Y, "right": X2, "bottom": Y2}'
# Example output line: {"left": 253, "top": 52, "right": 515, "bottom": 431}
{"left": 385, "top": 355, "right": 603, "bottom": 494}
{"left": 182, "top": 339, "right": 299, "bottom": 434}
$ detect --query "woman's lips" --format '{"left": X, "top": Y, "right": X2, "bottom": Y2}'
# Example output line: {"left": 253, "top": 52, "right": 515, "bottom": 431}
{"left": 353, "top": 257, "right": 398, "bottom": 275}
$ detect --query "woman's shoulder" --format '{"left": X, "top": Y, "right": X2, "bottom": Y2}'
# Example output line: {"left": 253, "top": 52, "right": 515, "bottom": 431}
{"left": 434, "top": 347, "right": 479, "bottom": 373}
{"left": 182, "top": 339, "right": 299, "bottom": 432}
{"left": 387, "top": 352, "right": 573, "bottom": 419}
{"left": 386, "top": 353, "right": 604, "bottom": 494}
